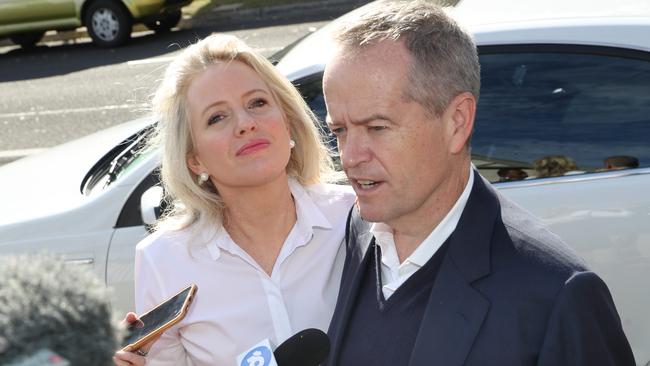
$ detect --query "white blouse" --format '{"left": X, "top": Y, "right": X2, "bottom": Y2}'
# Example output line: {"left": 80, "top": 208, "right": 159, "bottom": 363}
{"left": 134, "top": 181, "right": 355, "bottom": 366}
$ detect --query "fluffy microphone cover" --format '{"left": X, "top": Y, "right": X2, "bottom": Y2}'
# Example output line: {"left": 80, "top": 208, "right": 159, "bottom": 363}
{"left": 0, "top": 254, "right": 124, "bottom": 365}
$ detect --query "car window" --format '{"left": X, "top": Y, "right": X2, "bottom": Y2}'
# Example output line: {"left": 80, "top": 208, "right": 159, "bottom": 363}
{"left": 474, "top": 46, "right": 650, "bottom": 183}
{"left": 294, "top": 75, "right": 338, "bottom": 150}
{"left": 292, "top": 47, "right": 650, "bottom": 181}
{"left": 82, "top": 124, "right": 156, "bottom": 195}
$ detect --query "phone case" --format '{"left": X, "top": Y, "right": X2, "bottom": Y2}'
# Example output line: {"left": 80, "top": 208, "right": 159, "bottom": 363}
{"left": 122, "top": 283, "right": 198, "bottom": 352}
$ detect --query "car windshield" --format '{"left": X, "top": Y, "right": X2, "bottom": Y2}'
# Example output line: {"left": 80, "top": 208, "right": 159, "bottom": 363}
{"left": 81, "top": 124, "right": 157, "bottom": 195}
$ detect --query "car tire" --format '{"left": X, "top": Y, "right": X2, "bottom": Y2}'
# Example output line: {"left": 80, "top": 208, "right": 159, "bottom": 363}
{"left": 85, "top": 0, "right": 132, "bottom": 48}
{"left": 145, "top": 10, "right": 182, "bottom": 33}
{"left": 9, "top": 32, "right": 45, "bottom": 48}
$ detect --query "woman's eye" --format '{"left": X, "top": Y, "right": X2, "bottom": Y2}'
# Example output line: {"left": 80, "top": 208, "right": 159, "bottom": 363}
{"left": 249, "top": 98, "right": 267, "bottom": 109}
{"left": 208, "top": 114, "right": 226, "bottom": 125}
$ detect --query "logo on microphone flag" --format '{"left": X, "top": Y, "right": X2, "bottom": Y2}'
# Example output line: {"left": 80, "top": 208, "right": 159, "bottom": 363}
{"left": 237, "top": 339, "right": 278, "bottom": 366}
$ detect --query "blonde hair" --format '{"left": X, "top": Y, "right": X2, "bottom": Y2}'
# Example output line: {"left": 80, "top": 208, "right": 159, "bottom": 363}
{"left": 150, "top": 34, "right": 335, "bottom": 231}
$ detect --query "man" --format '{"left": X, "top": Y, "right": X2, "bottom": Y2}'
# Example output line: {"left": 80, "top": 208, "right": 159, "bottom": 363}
{"left": 0, "top": 255, "right": 124, "bottom": 366}
{"left": 322, "top": 1, "right": 635, "bottom": 365}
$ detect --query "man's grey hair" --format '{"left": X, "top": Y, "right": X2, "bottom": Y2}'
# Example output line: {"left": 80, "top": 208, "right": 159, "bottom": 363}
{"left": 0, "top": 254, "right": 124, "bottom": 365}
{"left": 334, "top": 0, "right": 480, "bottom": 116}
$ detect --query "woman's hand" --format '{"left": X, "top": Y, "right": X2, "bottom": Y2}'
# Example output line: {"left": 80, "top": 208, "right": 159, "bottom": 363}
{"left": 114, "top": 349, "right": 146, "bottom": 366}
{"left": 113, "top": 312, "right": 160, "bottom": 366}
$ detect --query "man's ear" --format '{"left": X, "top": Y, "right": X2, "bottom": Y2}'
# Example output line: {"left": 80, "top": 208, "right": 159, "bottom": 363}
{"left": 444, "top": 92, "right": 476, "bottom": 155}
{"left": 186, "top": 152, "right": 205, "bottom": 175}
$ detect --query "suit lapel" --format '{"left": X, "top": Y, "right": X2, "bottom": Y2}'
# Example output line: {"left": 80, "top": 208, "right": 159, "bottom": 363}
{"left": 327, "top": 206, "right": 374, "bottom": 364}
{"left": 409, "top": 172, "right": 500, "bottom": 366}
{"left": 409, "top": 258, "right": 490, "bottom": 366}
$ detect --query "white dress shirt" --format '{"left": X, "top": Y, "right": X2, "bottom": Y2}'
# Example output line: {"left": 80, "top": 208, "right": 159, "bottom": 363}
{"left": 134, "top": 180, "right": 355, "bottom": 366}
{"left": 371, "top": 168, "right": 474, "bottom": 299}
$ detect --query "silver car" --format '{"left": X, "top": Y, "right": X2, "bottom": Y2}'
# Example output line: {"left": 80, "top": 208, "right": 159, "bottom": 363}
{"left": 0, "top": 0, "right": 649, "bottom": 363}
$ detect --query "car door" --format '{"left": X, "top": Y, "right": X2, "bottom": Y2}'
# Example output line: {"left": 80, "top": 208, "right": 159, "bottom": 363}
{"left": 0, "top": 0, "right": 76, "bottom": 32}
{"left": 106, "top": 170, "right": 160, "bottom": 313}
{"left": 470, "top": 44, "right": 650, "bottom": 363}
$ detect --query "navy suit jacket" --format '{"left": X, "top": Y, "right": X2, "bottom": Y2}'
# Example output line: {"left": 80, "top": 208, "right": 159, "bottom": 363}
{"left": 326, "top": 173, "right": 635, "bottom": 366}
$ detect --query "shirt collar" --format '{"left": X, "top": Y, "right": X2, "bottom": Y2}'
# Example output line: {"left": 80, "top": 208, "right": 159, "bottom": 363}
{"left": 289, "top": 179, "right": 332, "bottom": 232}
{"left": 370, "top": 165, "right": 475, "bottom": 268}
{"left": 203, "top": 179, "right": 332, "bottom": 261}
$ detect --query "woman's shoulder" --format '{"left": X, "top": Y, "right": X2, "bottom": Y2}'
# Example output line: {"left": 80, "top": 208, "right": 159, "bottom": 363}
{"left": 135, "top": 227, "right": 191, "bottom": 255}
{"left": 304, "top": 182, "right": 355, "bottom": 198}
{"left": 300, "top": 182, "right": 356, "bottom": 219}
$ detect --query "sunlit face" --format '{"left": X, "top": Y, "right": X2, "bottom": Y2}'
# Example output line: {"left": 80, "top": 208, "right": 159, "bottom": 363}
{"left": 323, "top": 41, "right": 468, "bottom": 226}
{"left": 186, "top": 61, "right": 292, "bottom": 191}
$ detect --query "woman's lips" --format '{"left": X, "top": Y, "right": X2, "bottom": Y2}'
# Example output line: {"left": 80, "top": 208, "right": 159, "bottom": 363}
{"left": 236, "top": 139, "right": 270, "bottom": 156}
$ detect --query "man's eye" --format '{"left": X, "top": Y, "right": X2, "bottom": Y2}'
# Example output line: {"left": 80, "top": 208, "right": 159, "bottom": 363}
{"left": 330, "top": 127, "right": 346, "bottom": 135}
{"left": 249, "top": 98, "right": 267, "bottom": 108}
{"left": 369, "top": 125, "right": 387, "bottom": 131}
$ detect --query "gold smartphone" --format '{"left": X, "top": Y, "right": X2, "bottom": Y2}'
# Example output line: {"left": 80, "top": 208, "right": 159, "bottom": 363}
{"left": 121, "top": 284, "right": 198, "bottom": 352}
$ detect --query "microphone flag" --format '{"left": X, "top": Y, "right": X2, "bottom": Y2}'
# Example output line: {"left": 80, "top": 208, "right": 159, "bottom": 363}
{"left": 236, "top": 339, "right": 278, "bottom": 366}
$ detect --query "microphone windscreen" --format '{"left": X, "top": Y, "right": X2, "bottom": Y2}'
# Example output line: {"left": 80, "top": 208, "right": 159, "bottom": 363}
{"left": 274, "top": 328, "right": 330, "bottom": 366}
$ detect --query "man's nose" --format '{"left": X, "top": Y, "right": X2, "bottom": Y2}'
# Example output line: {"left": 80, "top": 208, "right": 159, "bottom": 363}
{"left": 340, "top": 132, "right": 371, "bottom": 170}
{"left": 235, "top": 109, "right": 257, "bottom": 136}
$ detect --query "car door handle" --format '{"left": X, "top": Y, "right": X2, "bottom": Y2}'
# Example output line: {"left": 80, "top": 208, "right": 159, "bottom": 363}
{"left": 65, "top": 258, "right": 94, "bottom": 265}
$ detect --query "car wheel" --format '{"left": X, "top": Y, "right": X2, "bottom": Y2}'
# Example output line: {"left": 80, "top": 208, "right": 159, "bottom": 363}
{"left": 145, "top": 10, "right": 182, "bottom": 33}
{"left": 9, "top": 32, "right": 45, "bottom": 48}
{"left": 85, "top": 0, "right": 132, "bottom": 47}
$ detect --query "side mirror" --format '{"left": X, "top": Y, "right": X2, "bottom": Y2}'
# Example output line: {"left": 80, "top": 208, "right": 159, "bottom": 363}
{"left": 140, "top": 185, "right": 163, "bottom": 226}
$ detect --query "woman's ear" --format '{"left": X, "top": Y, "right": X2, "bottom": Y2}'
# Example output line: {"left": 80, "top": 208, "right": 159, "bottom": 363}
{"left": 186, "top": 152, "right": 205, "bottom": 175}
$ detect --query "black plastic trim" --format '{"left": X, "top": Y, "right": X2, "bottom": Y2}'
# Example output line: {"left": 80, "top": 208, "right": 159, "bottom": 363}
{"left": 115, "top": 170, "right": 161, "bottom": 228}
{"left": 478, "top": 43, "right": 650, "bottom": 61}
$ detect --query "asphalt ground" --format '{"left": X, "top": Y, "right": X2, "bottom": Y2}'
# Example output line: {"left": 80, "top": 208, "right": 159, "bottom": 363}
{"left": 0, "top": 0, "right": 371, "bottom": 49}
{"left": 0, "top": 0, "right": 372, "bottom": 165}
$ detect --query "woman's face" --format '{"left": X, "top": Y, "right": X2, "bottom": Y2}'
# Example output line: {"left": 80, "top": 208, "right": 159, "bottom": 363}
{"left": 186, "top": 61, "right": 292, "bottom": 191}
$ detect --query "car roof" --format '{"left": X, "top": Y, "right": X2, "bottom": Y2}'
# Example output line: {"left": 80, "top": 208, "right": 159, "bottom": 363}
{"left": 277, "top": 0, "right": 650, "bottom": 81}
{"left": 450, "top": 0, "right": 650, "bottom": 26}
{"left": 452, "top": 0, "right": 650, "bottom": 50}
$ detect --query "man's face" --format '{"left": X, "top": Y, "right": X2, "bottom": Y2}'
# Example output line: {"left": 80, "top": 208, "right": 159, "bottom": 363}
{"left": 323, "top": 41, "right": 468, "bottom": 227}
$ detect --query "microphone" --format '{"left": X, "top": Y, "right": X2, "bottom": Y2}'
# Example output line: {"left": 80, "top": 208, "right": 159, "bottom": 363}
{"left": 274, "top": 328, "right": 330, "bottom": 366}
{"left": 237, "top": 328, "right": 330, "bottom": 366}
{"left": 0, "top": 254, "right": 123, "bottom": 366}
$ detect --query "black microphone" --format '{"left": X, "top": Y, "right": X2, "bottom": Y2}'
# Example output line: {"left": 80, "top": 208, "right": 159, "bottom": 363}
{"left": 237, "top": 328, "right": 330, "bottom": 366}
{"left": 274, "top": 328, "right": 330, "bottom": 366}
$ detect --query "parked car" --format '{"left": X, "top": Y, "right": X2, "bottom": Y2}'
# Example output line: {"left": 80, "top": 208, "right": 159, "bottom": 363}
{"left": 1, "top": 0, "right": 649, "bottom": 363}
{"left": 0, "top": 0, "right": 192, "bottom": 48}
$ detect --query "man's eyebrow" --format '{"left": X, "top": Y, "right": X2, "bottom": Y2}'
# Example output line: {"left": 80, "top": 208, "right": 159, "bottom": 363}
{"left": 327, "top": 114, "right": 392, "bottom": 126}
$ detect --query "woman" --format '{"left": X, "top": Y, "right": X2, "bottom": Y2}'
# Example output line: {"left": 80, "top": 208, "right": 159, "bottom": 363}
{"left": 114, "top": 34, "right": 354, "bottom": 365}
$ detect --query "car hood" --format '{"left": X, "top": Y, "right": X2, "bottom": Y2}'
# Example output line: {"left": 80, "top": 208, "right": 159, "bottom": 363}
{"left": 0, "top": 117, "right": 153, "bottom": 226}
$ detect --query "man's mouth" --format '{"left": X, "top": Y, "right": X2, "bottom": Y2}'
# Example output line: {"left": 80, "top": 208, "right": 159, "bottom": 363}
{"left": 355, "top": 179, "right": 380, "bottom": 190}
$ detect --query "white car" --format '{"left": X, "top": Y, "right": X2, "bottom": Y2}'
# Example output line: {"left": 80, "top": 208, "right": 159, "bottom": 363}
{"left": 1, "top": 0, "right": 649, "bottom": 363}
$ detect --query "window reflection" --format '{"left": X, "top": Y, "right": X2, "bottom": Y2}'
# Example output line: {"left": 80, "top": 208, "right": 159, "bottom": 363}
{"left": 293, "top": 51, "right": 650, "bottom": 181}
{"left": 473, "top": 50, "right": 650, "bottom": 182}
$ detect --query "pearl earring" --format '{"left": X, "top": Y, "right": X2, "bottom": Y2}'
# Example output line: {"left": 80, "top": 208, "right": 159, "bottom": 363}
{"left": 197, "top": 172, "right": 209, "bottom": 185}
{"left": 289, "top": 139, "right": 296, "bottom": 148}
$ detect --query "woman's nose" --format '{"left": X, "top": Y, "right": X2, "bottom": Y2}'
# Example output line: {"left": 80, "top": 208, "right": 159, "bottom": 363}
{"left": 235, "top": 110, "right": 258, "bottom": 136}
